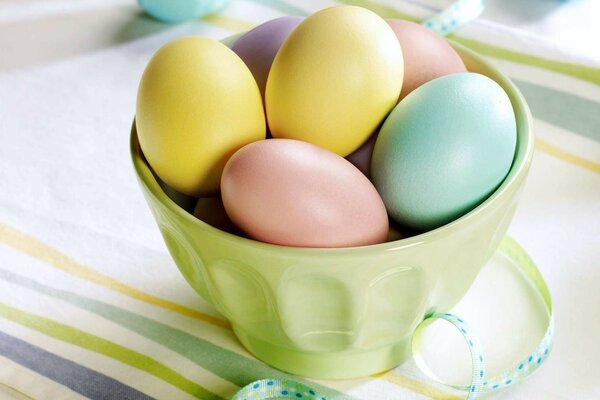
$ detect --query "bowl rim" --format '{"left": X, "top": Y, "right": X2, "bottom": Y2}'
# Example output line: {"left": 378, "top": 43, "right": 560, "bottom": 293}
{"left": 130, "top": 38, "right": 534, "bottom": 256}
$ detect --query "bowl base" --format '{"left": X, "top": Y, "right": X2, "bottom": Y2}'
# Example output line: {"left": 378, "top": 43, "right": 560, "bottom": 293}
{"left": 233, "top": 325, "right": 412, "bottom": 379}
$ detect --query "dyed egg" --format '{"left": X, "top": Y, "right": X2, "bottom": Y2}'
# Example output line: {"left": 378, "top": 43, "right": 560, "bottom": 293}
{"left": 372, "top": 73, "right": 517, "bottom": 231}
{"left": 266, "top": 6, "right": 403, "bottom": 156}
{"left": 387, "top": 19, "right": 466, "bottom": 100}
{"left": 194, "top": 197, "right": 241, "bottom": 234}
{"left": 139, "top": 0, "right": 228, "bottom": 23}
{"left": 137, "top": 36, "right": 265, "bottom": 196}
{"left": 221, "top": 139, "right": 389, "bottom": 247}
{"left": 232, "top": 16, "right": 304, "bottom": 99}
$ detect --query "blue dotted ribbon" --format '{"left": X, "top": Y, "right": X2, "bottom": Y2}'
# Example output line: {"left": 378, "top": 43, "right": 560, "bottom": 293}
{"left": 422, "top": 0, "right": 486, "bottom": 35}
{"left": 412, "top": 237, "right": 554, "bottom": 399}
{"left": 231, "top": 379, "right": 327, "bottom": 400}
{"left": 230, "top": 237, "right": 553, "bottom": 400}
{"left": 412, "top": 313, "right": 486, "bottom": 397}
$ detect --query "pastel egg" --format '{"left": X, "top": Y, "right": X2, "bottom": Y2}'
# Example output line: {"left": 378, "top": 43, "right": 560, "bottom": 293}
{"left": 139, "top": 0, "right": 228, "bottom": 23}
{"left": 266, "top": 6, "right": 403, "bottom": 156}
{"left": 231, "top": 16, "right": 304, "bottom": 100}
{"left": 387, "top": 19, "right": 466, "bottom": 100}
{"left": 372, "top": 73, "right": 517, "bottom": 231}
{"left": 136, "top": 36, "right": 265, "bottom": 196}
{"left": 221, "top": 139, "right": 389, "bottom": 247}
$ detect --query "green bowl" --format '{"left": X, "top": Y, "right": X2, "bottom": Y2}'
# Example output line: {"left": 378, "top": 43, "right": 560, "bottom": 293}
{"left": 130, "top": 39, "right": 533, "bottom": 379}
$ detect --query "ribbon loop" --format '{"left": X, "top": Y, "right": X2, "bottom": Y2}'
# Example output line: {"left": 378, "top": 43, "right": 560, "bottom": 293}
{"left": 231, "top": 237, "right": 553, "bottom": 400}
{"left": 412, "top": 313, "right": 486, "bottom": 399}
{"left": 411, "top": 237, "right": 554, "bottom": 399}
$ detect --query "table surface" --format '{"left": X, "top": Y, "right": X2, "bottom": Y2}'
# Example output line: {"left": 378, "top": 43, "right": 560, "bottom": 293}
{"left": 0, "top": 1, "right": 599, "bottom": 399}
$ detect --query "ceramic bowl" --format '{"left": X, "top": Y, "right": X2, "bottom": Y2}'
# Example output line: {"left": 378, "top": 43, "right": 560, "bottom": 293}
{"left": 130, "top": 39, "right": 533, "bottom": 379}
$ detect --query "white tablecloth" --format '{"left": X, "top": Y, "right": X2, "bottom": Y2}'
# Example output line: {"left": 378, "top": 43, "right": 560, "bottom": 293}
{"left": 0, "top": 1, "right": 599, "bottom": 399}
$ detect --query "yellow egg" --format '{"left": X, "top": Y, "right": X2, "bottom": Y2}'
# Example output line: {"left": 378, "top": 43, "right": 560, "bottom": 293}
{"left": 265, "top": 6, "right": 403, "bottom": 156}
{"left": 137, "top": 36, "right": 266, "bottom": 196}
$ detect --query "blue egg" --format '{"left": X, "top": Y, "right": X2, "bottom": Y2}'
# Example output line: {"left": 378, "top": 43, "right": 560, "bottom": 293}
{"left": 371, "top": 73, "right": 517, "bottom": 231}
{"left": 139, "top": 0, "right": 229, "bottom": 23}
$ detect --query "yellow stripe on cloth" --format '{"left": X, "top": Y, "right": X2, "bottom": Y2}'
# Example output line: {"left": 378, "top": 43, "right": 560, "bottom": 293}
{"left": 202, "top": 14, "right": 256, "bottom": 33}
{"left": 0, "top": 221, "right": 466, "bottom": 399}
{"left": 536, "top": 138, "right": 600, "bottom": 174}
{"left": 0, "top": 303, "right": 223, "bottom": 400}
{"left": 0, "top": 223, "right": 230, "bottom": 330}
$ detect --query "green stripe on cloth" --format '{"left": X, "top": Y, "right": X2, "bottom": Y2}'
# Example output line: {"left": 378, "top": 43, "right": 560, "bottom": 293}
{"left": 0, "top": 222, "right": 469, "bottom": 400}
{"left": 513, "top": 79, "right": 600, "bottom": 142}
{"left": 0, "top": 301, "right": 224, "bottom": 400}
{"left": 333, "top": 0, "right": 600, "bottom": 86}
{"left": 453, "top": 37, "right": 600, "bottom": 87}
{"left": 0, "top": 268, "right": 351, "bottom": 400}
{"left": 0, "top": 222, "right": 230, "bottom": 330}
{"left": 0, "top": 383, "right": 35, "bottom": 400}
{"left": 0, "top": 330, "right": 154, "bottom": 400}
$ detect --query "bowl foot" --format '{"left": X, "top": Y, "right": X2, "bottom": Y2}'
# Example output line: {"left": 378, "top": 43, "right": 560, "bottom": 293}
{"left": 232, "top": 325, "right": 412, "bottom": 379}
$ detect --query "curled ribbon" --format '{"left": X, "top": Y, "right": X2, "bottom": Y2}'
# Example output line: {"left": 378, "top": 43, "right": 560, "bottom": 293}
{"left": 231, "top": 237, "right": 554, "bottom": 400}
{"left": 411, "top": 237, "right": 553, "bottom": 399}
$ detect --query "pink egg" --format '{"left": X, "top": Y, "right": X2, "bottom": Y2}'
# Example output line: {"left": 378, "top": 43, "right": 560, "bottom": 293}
{"left": 231, "top": 16, "right": 304, "bottom": 99}
{"left": 221, "top": 139, "right": 388, "bottom": 248}
{"left": 387, "top": 19, "right": 466, "bottom": 100}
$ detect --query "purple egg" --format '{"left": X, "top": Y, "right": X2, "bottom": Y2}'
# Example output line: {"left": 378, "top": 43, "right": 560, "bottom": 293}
{"left": 346, "top": 132, "right": 378, "bottom": 178}
{"left": 231, "top": 16, "right": 304, "bottom": 99}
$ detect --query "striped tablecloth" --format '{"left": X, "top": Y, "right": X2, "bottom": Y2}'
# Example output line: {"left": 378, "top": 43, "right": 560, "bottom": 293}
{"left": 0, "top": 1, "right": 598, "bottom": 399}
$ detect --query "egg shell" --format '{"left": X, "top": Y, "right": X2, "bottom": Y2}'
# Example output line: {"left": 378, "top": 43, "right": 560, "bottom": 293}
{"left": 194, "top": 197, "right": 242, "bottom": 235}
{"left": 372, "top": 73, "right": 517, "bottom": 231}
{"left": 266, "top": 6, "right": 404, "bottom": 156}
{"left": 387, "top": 19, "right": 466, "bottom": 101}
{"left": 231, "top": 16, "right": 304, "bottom": 100}
{"left": 136, "top": 36, "right": 266, "bottom": 196}
{"left": 221, "top": 139, "right": 389, "bottom": 247}
{"left": 139, "top": 0, "right": 228, "bottom": 22}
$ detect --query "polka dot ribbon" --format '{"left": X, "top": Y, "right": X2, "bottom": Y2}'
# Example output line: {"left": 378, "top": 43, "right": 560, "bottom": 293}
{"left": 411, "top": 237, "right": 554, "bottom": 399}
{"left": 422, "top": 0, "right": 486, "bottom": 35}
{"left": 231, "top": 236, "right": 554, "bottom": 400}
{"left": 231, "top": 379, "right": 327, "bottom": 400}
